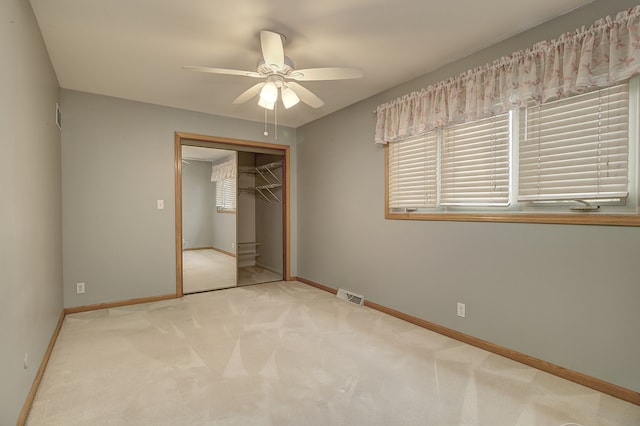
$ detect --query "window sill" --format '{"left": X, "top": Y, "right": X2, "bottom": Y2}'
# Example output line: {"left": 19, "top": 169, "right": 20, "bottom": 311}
{"left": 217, "top": 209, "right": 236, "bottom": 214}
{"left": 385, "top": 211, "right": 640, "bottom": 226}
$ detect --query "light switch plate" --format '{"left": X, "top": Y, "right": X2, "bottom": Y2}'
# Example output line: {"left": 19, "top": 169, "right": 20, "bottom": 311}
{"left": 457, "top": 302, "right": 466, "bottom": 318}
{"left": 157, "top": 200, "right": 164, "bottom": 210}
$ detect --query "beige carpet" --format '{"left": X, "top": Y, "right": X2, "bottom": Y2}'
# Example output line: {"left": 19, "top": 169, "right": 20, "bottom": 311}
{"left": 27, "top": 281, "right": 640, "bottom": 425}
{"left": 183, "top": 249, "right": 236, "bottom": 293}
{"left": 238, "top": 265, "right": 282, "bottom": 286}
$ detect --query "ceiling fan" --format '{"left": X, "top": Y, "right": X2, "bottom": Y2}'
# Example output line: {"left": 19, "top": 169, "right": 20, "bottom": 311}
{"left": 183, "top": 30, "right": 363, "bottom": 110}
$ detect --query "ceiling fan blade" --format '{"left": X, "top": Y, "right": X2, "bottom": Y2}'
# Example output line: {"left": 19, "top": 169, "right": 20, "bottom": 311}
{"left": 260, "top": 30, "right": 285, "bottom": 71}
{"left": 233, "top": 83, "right": 266, "bottom": 104}
{"left": 287, "top": 82, "right": 325, "bottom": 108}
{"left": 182, "top": 66, "right": 261, "bottom": 78}
{"left": 288, "top": 67, "right": 363, "bottom": 81}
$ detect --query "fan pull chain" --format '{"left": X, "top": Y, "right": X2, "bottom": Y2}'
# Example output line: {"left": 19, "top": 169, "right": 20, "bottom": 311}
{"left": 263, "top": 107, "right": 269, "bottom": 136}
{"left": 261, "top": 102, "right": 277, "bottom": 141}
{"left": 274, "top": 102, "right": 278, "bottom": 140}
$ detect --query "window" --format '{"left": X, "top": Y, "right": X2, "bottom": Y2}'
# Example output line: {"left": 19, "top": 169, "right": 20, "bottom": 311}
{"left": 518, "top": 83, "right": 629, "bottom": 204}
{"left": 388, "top": 133, "right": 438, "bottom": 209}
{"left": 387, "top": 113, "right": 512, "bottom": 211}
{"left": 386, "top": 79, "right": 639, "bottom": 225}
{"left": 441, "top": 113, "right": 510, "bottom": 206}
{"left": 216, "top": 177, "right": 236, "bottom": 213}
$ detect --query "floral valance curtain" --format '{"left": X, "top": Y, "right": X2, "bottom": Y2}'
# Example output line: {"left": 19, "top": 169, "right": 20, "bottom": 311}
{"left": 210, "top": 159, "right": 236, "bottom": 182}
{"left": 375, "top": 6, "right": 640, "bottom": 145}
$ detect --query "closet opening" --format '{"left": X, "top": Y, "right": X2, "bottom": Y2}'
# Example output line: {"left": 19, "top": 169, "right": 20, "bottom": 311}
{"left": 174, "top": 132, "right": 290, "bottom": 297}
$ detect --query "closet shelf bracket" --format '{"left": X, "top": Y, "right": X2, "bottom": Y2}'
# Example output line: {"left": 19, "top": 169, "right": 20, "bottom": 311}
{"left": 238, "top": 161, "right": 282, "bottom": 203}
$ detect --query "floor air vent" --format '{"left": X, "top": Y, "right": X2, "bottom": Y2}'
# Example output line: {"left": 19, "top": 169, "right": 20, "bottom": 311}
{"left": 336, "top": 288, "right": 364, "bottom": 306}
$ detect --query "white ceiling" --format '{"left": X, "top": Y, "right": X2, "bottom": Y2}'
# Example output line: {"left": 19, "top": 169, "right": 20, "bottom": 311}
{"left": 30, "top": 0, "right": 594, "bottom": 128}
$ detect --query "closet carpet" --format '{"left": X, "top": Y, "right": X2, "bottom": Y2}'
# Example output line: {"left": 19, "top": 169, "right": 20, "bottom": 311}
{"left": 238, "top": 265, "right": 283, "bottom": 286}
{"left": 26, "top": 281, "right": 640, "bottom": 425}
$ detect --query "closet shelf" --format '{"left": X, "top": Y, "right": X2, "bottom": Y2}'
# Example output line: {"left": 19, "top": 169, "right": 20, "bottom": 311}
{"left": 256, "top": 161, "right": 282, "bottom": 172}
{"left": 257, "top": 183, "right": 282, "bottom": 190}
{"left": 237, "top": 242, "right": 260, "bottom": 267}
{"left": 237, "top": 242, "right": 260, "bottom": 250}
{"left": 238, "top": 252, "right": 261, "bottom": 258}
{"left": 238, "top": 161, "right": 282, "bottom": 174}
{"left": 239, "top": 184, "right": 281, "bottom": 190}
{"left": 238, "top": 161, "right": 283, "bottom": 203}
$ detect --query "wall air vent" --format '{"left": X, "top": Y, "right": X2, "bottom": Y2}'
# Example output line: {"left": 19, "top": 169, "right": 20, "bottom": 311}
{"left": 336, "top": 288, "right": 364, "bottom": 306}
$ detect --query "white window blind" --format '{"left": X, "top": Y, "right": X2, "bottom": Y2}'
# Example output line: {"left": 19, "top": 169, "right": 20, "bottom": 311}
{"left": 388, "top": 133, "right": 438, "bottom": 209}
{"left": 216, "top": 177, "right": 236, "bottom": 211}
{"left": 441, "top": 113, "right": 510, "bottom": 206}
{"left": 519, "top": 83, "right": 629, "bottom": 202}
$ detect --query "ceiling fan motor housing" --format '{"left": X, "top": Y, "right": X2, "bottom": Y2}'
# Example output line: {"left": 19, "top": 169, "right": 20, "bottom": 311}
{"left": 257, "top": 56, "right": 295, "bottom": 76}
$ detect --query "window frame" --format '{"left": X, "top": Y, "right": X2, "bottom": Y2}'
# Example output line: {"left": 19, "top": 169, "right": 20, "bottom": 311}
{"left": 384, "top": 79, "right": 640, "bottom": 227}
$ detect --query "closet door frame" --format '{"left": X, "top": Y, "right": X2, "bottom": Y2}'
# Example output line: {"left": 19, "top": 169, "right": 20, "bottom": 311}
{"left": 174, "top": 132, "right": 290, "bottom": 297}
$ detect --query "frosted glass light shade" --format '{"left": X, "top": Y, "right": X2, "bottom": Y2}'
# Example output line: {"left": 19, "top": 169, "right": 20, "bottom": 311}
{"left": 258, "top": 97, "right": 275, "bottom": 110}
{"left": 259, "top": 82, "right": 278, "bottom": 104}
{"left": 281, "top": 86, "right": 300, "bottom": 109}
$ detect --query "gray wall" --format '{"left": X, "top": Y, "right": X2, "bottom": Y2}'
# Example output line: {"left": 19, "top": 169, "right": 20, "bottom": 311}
{"left": 182, "top": 160, "right": 214, "bottom": 249}
{"left": 61, "top": 90, "right": 297, "bottom": 308}
{"left": 296, "top": 0, "right": 640, "bottom": 393}
{"left": 0, "top": 0, "right": 62, "bottom": 424}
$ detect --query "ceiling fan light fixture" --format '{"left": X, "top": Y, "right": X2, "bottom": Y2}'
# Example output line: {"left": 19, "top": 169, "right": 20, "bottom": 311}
{"left": 281, "top": 86, "right": 300, "bottom": 109}
{"left": 259, "top": 81, "right": 278, "bottom": 104}
{"left": 184, "top": 30, "right": 363, "bottom": 113}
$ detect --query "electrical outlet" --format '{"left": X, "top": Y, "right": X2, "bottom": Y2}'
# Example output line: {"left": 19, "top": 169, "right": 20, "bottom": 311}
{"left": 232, "top": 242, "right": 235, "bottom": 249}
{"left": 457, "top": 302, "right": 466, "bottom": 318}
{"left": 24, "top": 353, "right": 28, "bottom": 370}
{"left": 76, "top": 282, "right": 85, "bottom": 294}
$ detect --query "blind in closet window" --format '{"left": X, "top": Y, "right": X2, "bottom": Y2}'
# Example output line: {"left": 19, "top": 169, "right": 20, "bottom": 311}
{"left": 216, "top": 177, "right": 236, "bottom": 210}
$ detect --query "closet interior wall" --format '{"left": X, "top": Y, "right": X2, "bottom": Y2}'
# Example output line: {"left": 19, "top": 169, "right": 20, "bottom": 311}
{"left": 255, "top": 154, "right": 284, "bottom": 275}
{"left": 237, "top": 152, "right": 284, "bottom": 278}
{"left": 237, "top": 152, "right": 257, "bottom": 268}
